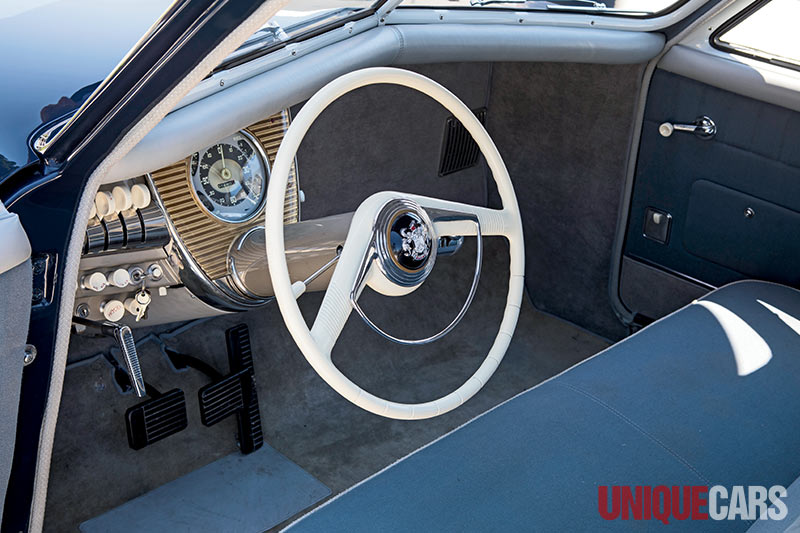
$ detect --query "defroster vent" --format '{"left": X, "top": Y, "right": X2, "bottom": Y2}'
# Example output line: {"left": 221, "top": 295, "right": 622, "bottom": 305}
{"left": 438, "top": 107, "right": 487, "bottom": 177}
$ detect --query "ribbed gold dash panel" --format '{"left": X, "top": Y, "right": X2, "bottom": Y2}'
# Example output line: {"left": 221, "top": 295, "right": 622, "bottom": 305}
{"left": 150, "top": 110, "right": 299, "bottom": 280}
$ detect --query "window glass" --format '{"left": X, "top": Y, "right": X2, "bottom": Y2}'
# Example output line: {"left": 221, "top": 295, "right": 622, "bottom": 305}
{"left": 715, "top": 0, "right": 800, "bottom": 68}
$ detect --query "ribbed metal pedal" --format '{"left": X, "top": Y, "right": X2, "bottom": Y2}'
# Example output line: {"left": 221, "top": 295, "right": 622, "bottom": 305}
{"left": 125, "top": 389, "right": 188, "bottom": 450}
{"left": 198, "top": 324, "right": 263, "bottom": 454}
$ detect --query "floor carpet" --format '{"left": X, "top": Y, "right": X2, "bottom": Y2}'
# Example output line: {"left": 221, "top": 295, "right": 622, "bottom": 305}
{"left": 45, "top": 238, "right": 608, "bottom": 531}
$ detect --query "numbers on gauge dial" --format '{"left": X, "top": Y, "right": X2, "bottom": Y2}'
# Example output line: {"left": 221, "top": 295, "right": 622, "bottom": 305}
{"left": 189, "top": 132, "right": 268, "bottom": 223}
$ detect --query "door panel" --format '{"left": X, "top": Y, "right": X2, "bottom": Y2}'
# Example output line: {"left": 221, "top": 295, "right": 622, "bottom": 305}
{"left": 621, "top": 69, "right": 800, "bottom": 319}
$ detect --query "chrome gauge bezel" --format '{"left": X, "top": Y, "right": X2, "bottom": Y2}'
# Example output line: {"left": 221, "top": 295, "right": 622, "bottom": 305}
{"left": 187, "top": 129, "right": 270, "bottom": 224}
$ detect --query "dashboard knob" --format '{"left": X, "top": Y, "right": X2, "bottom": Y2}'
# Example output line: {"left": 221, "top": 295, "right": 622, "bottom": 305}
{"left": 100, "top": 299, "right": 125, "bottom": 322}
{"left": 112, "top": 185, "right": 133, "bottom": 212}
{"left": 89, "top": 201, "right": 97, "bottom": 220}
{"left": 147, "top": 264, "right": 163, "bottom": 280}
{"left": 95, "top": 191, "right": 116, "bottom": 219}
{"left": 131, "top": 184, "right": 151, "bottom": 209}
{"left": 107, "top": 268, "right": 131, "bottom": 288}
{"left": 81, "top": 272, "right": 108, "bottom": 292}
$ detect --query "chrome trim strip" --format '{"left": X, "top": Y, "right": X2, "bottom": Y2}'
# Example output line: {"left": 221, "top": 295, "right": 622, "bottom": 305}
{"left": 145, "top": 173, "right": 270, "bottom": 310}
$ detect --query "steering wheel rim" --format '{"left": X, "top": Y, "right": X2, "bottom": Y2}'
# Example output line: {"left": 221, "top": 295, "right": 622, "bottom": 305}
{"left": 265, "top": 67, "right": 524, "bottom": 420}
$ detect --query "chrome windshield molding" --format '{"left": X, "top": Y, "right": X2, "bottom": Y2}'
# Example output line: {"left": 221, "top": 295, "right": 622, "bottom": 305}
{"left": 350, "top": 203, "right": 482, "bottom": 346}
{"left": 210, "top": 1, "right": 390, "bottom": 75}
{"left": 30, "top": 115, "right": 74, "bottom": 155}
{"left": 216, "top": 8, "right": 360, "bottom": 70}
{"left": 174, "top": 13, "right": 382, "bottom": 112}
{"left": 145, "top": 173, "right": 270, "bottom": 311}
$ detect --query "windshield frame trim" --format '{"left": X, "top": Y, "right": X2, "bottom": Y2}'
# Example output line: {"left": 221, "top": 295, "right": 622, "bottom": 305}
{"left": 212, "top": 0, "right": 390, "bottom": 74}
{"left": 385, "top": 0, "right": 712, "bottom": 30}
{"left": 395, "top": 2, "right": 680, "bottom": 19}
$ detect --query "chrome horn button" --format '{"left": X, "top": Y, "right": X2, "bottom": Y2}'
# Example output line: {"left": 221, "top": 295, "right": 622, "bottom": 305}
{"left": 375, "top": 199, "right": 438, "bottom": 288}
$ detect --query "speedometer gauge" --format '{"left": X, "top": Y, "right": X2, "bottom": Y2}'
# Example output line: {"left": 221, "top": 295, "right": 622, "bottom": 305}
{"left": 188, "top": 130, "right": 268, "bottom": 223}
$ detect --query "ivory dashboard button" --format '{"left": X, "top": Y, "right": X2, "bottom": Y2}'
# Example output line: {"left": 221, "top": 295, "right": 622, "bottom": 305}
{"left": 81, "top": 272, "right": 108, "bottom": 292}
{"left": 112, "top": 185, "right": 133, "bottom": 212}
{"left": 131, "top": 183, "right": 151, "bottom": 209}
{"left": 107, "top": 268, "right": 131, "bottom": 288}
{"left": 95, "top": 191, "right": 116, "bottom": 218}
{"left": 100, "top": 299, "right": 125, "bottom": 322}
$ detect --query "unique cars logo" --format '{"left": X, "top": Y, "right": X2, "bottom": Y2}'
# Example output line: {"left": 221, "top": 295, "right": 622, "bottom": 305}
{"left": 598, "top": 485, "right": 788, "bottom": 524}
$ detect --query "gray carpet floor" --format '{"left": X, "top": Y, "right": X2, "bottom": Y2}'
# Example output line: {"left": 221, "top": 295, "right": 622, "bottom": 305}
{"left": 45, "top": 238, "right": 608, "bottom": 531}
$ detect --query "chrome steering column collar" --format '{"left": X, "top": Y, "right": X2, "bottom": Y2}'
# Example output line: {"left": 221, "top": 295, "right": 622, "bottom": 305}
{"left": 350, "top": 198, "right": 482, "bottom": 346}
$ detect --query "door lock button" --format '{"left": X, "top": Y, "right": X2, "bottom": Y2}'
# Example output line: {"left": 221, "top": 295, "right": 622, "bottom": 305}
{"left": 643, "top": 207, "right": 672, "bottom": 244}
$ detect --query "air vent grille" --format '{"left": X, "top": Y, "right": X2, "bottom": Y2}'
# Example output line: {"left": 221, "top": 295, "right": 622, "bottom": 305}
{"left": 438, "top": 107, "right": 487, "bottom": 177}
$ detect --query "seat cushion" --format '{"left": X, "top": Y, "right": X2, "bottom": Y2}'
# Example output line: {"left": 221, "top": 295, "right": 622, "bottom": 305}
{"left": 287, "top": 281, "right": 800, "bottom": 532}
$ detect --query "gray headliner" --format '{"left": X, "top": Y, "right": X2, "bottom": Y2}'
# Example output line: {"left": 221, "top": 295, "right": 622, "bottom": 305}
{"left": 105, "top": 24, "right": 665, "bottom": 182}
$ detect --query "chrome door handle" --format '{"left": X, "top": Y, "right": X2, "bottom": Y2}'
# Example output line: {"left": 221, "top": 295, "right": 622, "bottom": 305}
{"left": 659, "top": 115, "right": 716, "bottom": 140}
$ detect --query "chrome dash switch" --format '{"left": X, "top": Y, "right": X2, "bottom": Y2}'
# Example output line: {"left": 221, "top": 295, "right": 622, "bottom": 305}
{"left": 643, "top": 207, "right": 672, "bottom": 244}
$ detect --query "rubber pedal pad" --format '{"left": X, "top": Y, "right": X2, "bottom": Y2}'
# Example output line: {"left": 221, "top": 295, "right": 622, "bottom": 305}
{"left": 197, "top": 324, "right": 263, "bottom": 454}
{"left": 125, "top": 389, "right": 188, "bottom": 450}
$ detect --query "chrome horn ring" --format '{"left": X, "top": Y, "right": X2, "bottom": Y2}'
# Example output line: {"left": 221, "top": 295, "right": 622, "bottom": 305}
{"left": 350, "top": 199, "right": 483, "bottom": 346}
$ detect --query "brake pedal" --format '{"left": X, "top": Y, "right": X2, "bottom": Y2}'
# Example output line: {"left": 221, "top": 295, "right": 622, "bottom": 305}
{"left": 125, "top": 388, "right": 188, "bottom": 450}
{"left": 198, "top": 324, "right": 263, "bottom": 454}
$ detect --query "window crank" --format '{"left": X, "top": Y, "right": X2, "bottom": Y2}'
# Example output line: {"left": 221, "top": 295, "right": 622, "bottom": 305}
{"left": 659, "top": 115, "right": 716, "bottom": 140}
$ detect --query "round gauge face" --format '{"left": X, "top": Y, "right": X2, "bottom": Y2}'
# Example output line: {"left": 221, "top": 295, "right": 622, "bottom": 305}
{"left": 189, "top": 131, "right": 268, "bottom": 223}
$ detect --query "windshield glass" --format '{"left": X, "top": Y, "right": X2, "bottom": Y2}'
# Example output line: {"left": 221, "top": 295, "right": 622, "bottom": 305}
{"left": 399, "top": 0, "right": 681, "bottom": 16}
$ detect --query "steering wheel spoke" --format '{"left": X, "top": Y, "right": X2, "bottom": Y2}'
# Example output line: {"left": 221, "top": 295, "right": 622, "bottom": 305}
{"left": 408, "top": 195, "right": 512, "bottom": 239}
{"left": 309, "top": 204, "right": 378, "bottom": 357}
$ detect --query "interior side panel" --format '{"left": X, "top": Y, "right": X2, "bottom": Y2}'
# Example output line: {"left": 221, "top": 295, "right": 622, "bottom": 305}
{"left": 488, "top": 62, "right": 644, "bottom": 340}
{"left": 622, "top": 69, "right": 800, "bottom": 319}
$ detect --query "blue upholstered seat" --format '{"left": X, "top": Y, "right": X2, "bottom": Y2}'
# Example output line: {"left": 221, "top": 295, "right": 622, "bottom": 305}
{"left": 287, "top": 281, "right": 800, "bottom": 532}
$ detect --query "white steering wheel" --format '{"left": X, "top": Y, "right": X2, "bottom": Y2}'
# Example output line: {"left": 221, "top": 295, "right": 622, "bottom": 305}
{"left": 265, "top": 67, "right": 524, "bottom": 420}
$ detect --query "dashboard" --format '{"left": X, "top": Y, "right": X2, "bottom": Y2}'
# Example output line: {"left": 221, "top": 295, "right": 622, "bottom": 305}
{"left": 73, "top": 110, "right": 324, "bottom": 328}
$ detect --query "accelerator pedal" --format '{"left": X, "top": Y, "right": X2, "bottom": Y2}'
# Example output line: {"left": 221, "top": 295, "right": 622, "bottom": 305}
{"left": 125, "top": 387, "right": 188, "bottom": 450}
{"left": 198, "top": 324, "right": 263, "bottom": 454}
